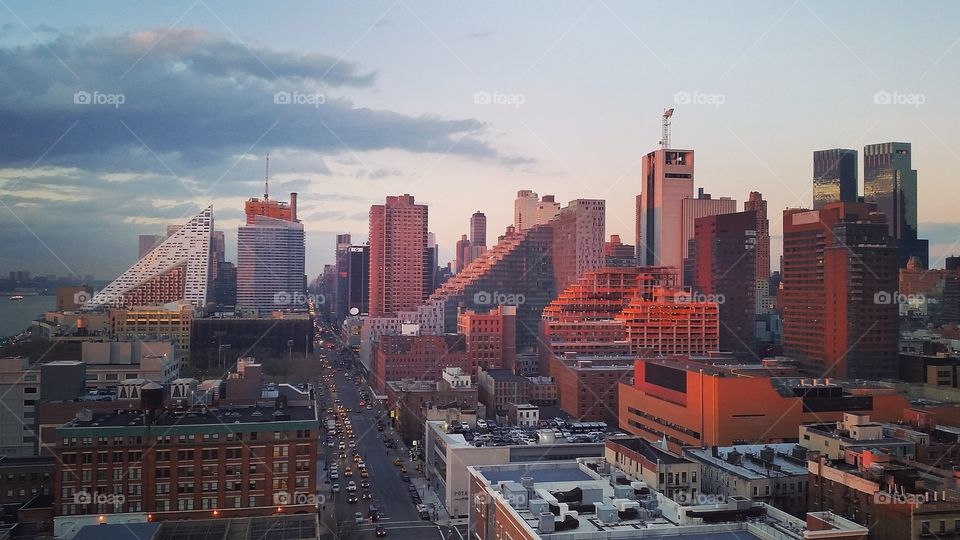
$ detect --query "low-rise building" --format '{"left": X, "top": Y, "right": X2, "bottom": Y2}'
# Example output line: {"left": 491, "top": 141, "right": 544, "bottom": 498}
{"left": 550, "top": 354, "right": 633, "bottom": 425}
{"left": 52, "top": 403, "right": 319, "bottom": 524}
{"left": 467, "top": 458, "right": 868, "bottom": 540}
{"left": 424, "top": 420, "right": 604, "bottom": 518}
{"left": 604, "top": 436, "right": 698, "bottom": 502}
{"left": 385, "top": 372, "right": 479, "bottom": 444}
{"left": 808, "top": 448, "right": 960, "bottom": 540}
{"left": 684, "top": 443, "right": 809, "bottom": 517}
{"left": 799, "top": 413, "right": 919, "bottom": 461}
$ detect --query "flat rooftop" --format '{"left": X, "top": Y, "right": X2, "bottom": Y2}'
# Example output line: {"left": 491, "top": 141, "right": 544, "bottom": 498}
{"left": 62, "top": 404, "right": 316, "bottom": 429}
{"left": 685, "top": 444, "right": 809, "bottom": 480}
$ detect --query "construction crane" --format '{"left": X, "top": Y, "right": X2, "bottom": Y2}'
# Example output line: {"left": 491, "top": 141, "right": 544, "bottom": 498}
{"left": 660, "top": 108, "right": 674, "bottom": 149}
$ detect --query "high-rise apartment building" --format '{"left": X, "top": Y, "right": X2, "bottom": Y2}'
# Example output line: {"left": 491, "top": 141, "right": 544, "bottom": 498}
{"left": 688, "top": 211, "right": 757, "bottom": 355}
{"left": 782, "top": 202, "right": 898, "bottom": 379}
{"left": 334, "top": 233, "right": 352, "bottom": 319}
{"left": 603, "top": 234, "right": 636, "bottom": 267}
{"left": 514, "top": 190, "right": 559, "bottom": 231}
{"left": 88, "top": 207, "right": 213, "bottom": 308}
{"left": 744, "top": 191, "right": 771, "bottom": 314}
{"left": 637, "top": 148, "right": 694, "bottom": 271}
{"left": 455, "top": 234, "right": 472, "bottom": 274}
{"left": 368, "top": 194, "right": 429, "bottom": 317}
{"left": 863, "top": 142, "right": 929, "bottom": 268}
{"left": 813, "top": 148, "right": 858, "bottom": 209}
{"left": 470, "top": 211, "right": 487, "bottom": 248}
{"left": 550, "top": 199, "right": 605, "bottom": 292}
{"left": 679, "top": 189, "right": 736, "bottom": 284}
{"left": 616, "top": 287, "right": 719, "bottom": 356}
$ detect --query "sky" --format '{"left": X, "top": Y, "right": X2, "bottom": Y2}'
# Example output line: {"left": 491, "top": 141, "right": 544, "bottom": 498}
{"left": 1, "top": 0, "right": 960, "bottom": 281}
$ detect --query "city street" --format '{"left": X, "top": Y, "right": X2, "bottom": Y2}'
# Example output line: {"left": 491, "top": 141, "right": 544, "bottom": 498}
{"left": 315, "top": 342, "right": 447, "bottom": 540}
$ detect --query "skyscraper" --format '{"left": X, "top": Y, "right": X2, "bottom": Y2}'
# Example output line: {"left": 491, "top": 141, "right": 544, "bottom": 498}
{"left": 237, "top": 215, "right": 306, "bottom": 313}
{"left": 863, "top": 142, "right": 929, "bottom": 268}
{"left": 470, "top": 211, "right": 487, "bottom": 248}
{"left": 550, "top": 199, "right": 606, "bottom": 292}
{"left": 813, "top": 149, "right": 858, "bottom": 209}
{"left": 89, "top": 207, "right": 213, "bottom": 308}
{"left": 334, "top": 233, "right": 352, "bottom": 319}
{"left": 368, "top": 194, "right": 429, "bottom": 317}
{"left": 679, "top": 188, "right": 736, "bottom": 284}
{"left": 744, "top": 191, "right": 771, "bottom": 314}
{"left": 455, "top": 234, "right": 472, "bottom": 274}
{"left": 688, "top": 211, "right": 757, "bottom": 355}
{"left": 514, "top": 190, "right": 559, "bottom": 231}
{"left": 346, "top": 245, "right": 370, "bottom": 315}
{"left": 637, "top": 148, "right": 695, "bottom": 271}
{"left": 782, "top": 202, "right": 898, "bottom": 379}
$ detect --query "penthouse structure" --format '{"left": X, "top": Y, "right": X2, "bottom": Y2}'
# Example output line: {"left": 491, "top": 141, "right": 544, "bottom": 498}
{"left": 618, "top": 357, "right": 911, "bottom": 452}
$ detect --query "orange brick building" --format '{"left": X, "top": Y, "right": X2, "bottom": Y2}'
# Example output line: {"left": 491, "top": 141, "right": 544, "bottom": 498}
{"left": 616, "top": 287, "right": 719, "bottom": 356}
{"left": 619, "top": 357, "right": 910, "bottom": 453}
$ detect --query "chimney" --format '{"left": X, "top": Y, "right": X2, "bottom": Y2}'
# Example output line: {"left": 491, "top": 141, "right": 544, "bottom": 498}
{"left": 290, "top": 192, "right": 298, "bottom": 221}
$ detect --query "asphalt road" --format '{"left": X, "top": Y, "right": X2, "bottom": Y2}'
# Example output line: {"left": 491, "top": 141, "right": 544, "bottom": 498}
{"left": 316, "top": 345, "right": 443, "bottom": 540}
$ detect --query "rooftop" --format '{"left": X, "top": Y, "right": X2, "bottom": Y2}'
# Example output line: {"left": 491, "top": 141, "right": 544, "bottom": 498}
{"left": 605, "top": 436, "right": 689, "bottom": 465}
{"left": 59, "top": 404, "right": 317, "bottom": 431}
{"left": 684, "top": 444, "right": 809, "bottom": 480}
{"left": 468, "top": 459, "right": 832, "bottom": 540}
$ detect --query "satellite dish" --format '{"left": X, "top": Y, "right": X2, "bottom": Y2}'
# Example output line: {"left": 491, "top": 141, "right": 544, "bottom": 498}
{"left": 349, "top": 307, "right": 360, "bottom": 316}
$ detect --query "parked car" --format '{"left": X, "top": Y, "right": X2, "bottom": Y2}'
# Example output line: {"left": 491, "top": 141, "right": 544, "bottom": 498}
{"left": 476, "top": 419, "right": 487, "bottom": 429}
{"left": 354, "top": 512, "right": 364, "bottom": 524}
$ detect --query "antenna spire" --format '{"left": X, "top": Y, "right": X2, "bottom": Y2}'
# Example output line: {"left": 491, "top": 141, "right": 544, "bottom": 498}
{"left": 264, "top": 153, "right": 270, "bottom": 200}
{"left": 661, "top": 108, "right": 674, "bottom": 149}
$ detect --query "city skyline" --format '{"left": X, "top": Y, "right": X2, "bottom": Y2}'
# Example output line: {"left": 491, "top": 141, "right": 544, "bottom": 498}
{"left": 2, "top": 1, "right": 960, "bottom": 279}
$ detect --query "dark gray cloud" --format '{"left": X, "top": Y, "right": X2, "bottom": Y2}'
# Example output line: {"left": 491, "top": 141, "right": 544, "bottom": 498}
{"left": 0, "top": 27, "right": 523, "bottom": 170}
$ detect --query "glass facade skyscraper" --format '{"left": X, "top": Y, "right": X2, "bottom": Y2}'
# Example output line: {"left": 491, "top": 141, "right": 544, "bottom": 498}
{"left": 813, "top": 148, "right": 858, "bottom": 209}
{"left": 863, "top": 142, "right": 928, "bottom": 268}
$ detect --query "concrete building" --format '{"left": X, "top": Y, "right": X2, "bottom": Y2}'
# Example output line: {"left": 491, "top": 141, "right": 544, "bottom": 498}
{"left": 424, "top": 420, "right": 604, "bottom": 518}
{"left": 798, "top": 413, "right": 919, "bottom": 461}
{"left": 602, "top": 235, "right": 636, "bottom": 267}
{"left": 467, "top": 458, "right": 868, "bottom": 540}
{"left": 616, "top": 287, "right": 719, "bottom": 356}
{"left": 550, "top": 354, "right": 634, "bottom": 425}
{"left": 744, "top": 191, "right": 772, "bottom": 315}
{"left": 385, "top": 368, "right": 479, "bottom": 444}
{"left": 372, "top": 334, "right": 466, "bottom": 392}
{"left": 471, "top": 211, "right": 487, "bottom": 250}
{"left": 782, "top": 202, "right": 899, "bottom": 379}
{"left": 108, "top": 301, "right": 194, "bottom": 370}
{"left": 368, "top": 194, "right": 429, "bottom": 317}
{"left": 550, "top": 199, "right": 606, "bottom": 293}
{"left": 477, "top": 368, "right": 529, "bottom": 418}
{"left": 237, "top": 213, "right": 306, "bottom": 314}
{"left": 687, "top": 210, "right": 758, "bottom": 355}
{"left": 618, "top": 357, "right": 911, "bottom": 452}
{"left": 515, "top": 190, "right": 560, "bottom": 232}
{"left": 604, "top": 436, "right": 699, "bottom": 503}
{"left": 685, "top": 444, "right": 810, "bottom": 517}
{"left": 189, "top": 312, "right": 313, "bottom": 371}
{"left": 680, "top": 188, "right": 737, "bottom": 264}
{"left": 637, "top": 148, "right": 694, "bottom": 271}
{"left": 808, "top": 448, "right": 960, "bottom": 540}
